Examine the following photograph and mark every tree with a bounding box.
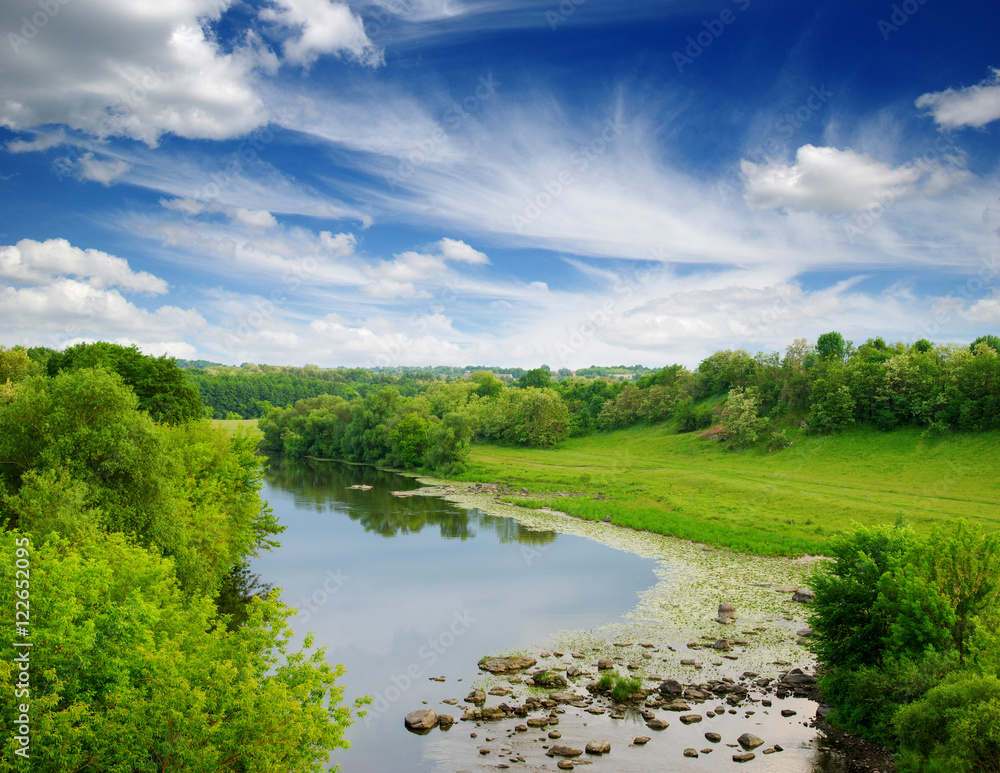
[718,387,769,448]
[389,412,430,468]
[971,334,1000,354]
[0,531,363,772]
[516,368,553,390]
[816,331,846,360]
[426,411,472,473]
[47,342,203,424]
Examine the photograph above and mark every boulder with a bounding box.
[466,689,486,704]
[437,714,454,730]
[597,659,614,670]
[715,602,738,624]
[658,679,684,695]
[646,718,670,730]
[684,748,699,758]
[679,714,702,725]
[404,709,438,733]
[586,740,611,754]
[546,745,584,757]
[733,752,756,762]
[737,732,764,750]
[792,589,815,603]
[631,736,651,746]
[705,732,722,742]
[479,656,537,674]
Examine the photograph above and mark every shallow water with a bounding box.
[254,458,851,772]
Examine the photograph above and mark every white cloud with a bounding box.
[916,69,1000,129]
[740,144,967,214]
[229,207,278,230]
[0,238,167,294]
[6,130,67,153]
[72,153,132,185]
[260,0,382,67]
[0,0,268,144]
[438,237,489,264]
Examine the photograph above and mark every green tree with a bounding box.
[426,411,472,473]
[0,531,363,772]
[389,412,430,468]
[971,334,1000,354]
[816,331,846,360]
[516,367,553,390]
[718,387,769,448]
[48,342,203,424]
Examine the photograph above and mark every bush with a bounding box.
[595,673,643,702]
[894,673,1000,773]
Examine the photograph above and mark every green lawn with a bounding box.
[458,425,1000,556]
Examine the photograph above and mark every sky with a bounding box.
[1,0,998,369]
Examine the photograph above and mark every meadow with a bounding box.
[456,424,1000,556]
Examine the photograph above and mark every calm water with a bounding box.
[253,458,659,772]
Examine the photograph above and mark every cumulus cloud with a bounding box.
[0,238,167,294]
[740,144,965,214]
[363,238,489,298]
[0,238,205,353]
[916,68,1000,129]
[260,0,382,67]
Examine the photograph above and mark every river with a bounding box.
[253,457,848,772]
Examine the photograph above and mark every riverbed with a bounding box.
[253,458,846,772]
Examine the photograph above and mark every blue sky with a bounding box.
[1,0,998,368]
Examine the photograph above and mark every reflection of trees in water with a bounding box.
[264,456,556,547]
[214,562,272,631]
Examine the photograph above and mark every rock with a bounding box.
[684,748,699,758]
[705,732,722,742]
[737,733,764,750]
[631,736,651,746]
[557,761,574,771]
[390,490,415,497]
[466,689,486,704]
[646,718,670,730]
[488,686,512,696]
[680,658,697,666]
[733,752,756,762]
[658,679,684,695]
[348,484,372,490]
[597,659,614,670]
[792,589,815,603]
[514,724,527,732]
[479,656,537,674]
[550,692,584,703]
[566,665,582,677]
[604,515,612,522]
[404,709,438,732]
[781,670,817,686]
[526,717,548,727]
[548,730,561,739]
[715,602,738,624]
[662,699,691,712]
[680,714,702,724]
[816,704,832,719]
[712,639,731,651]
[781,709,796,717]
[586,740,611,754]
[438,714,454,730]
[532,671,568,688]
[797,628,814,637]
[546,745,584,757]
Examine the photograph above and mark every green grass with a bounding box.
[458,424,1000,557]
[596,673,644,702]
[212,418,263,439]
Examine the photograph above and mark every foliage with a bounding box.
[47,342,203,424]
[894,673,1000,773]
[389,411,430,468]
[0,532,363,772]
[816,331,846,360]
[718,387,771,448]
[0,367,281,597]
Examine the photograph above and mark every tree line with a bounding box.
[0,343,362,771]
[252,332,999,472]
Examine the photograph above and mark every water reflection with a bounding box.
[264,456,556,545]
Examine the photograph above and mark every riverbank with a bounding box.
[454,424,1000,556]
[391,478,875,771]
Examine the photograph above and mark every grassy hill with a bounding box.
[458,424,1000,556]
